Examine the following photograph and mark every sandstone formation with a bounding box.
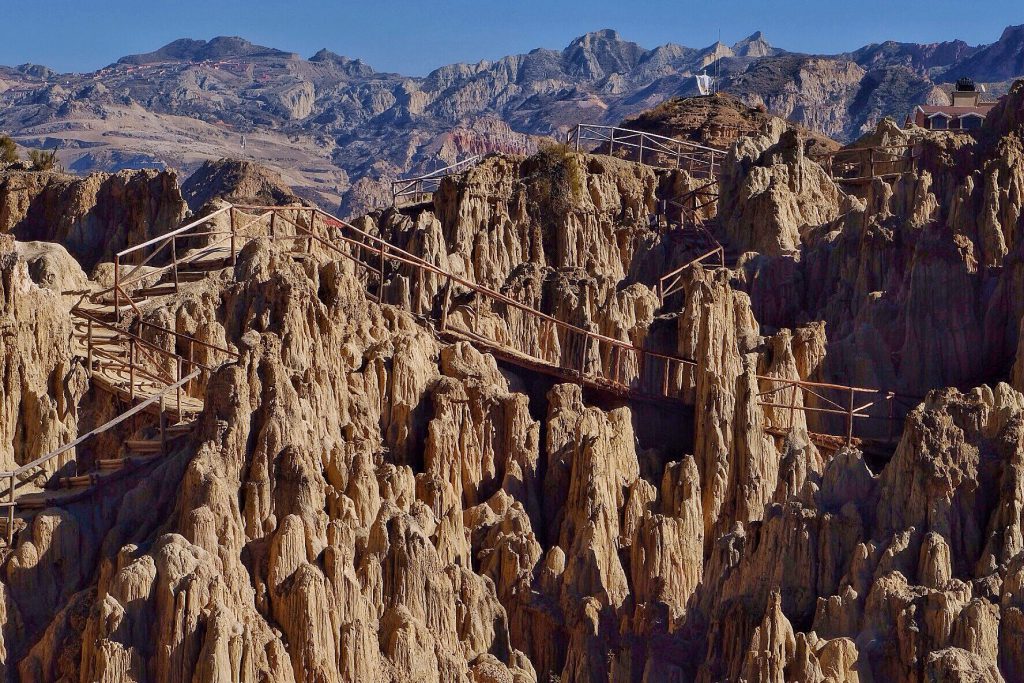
[0,82,1023,683]
[181,159,306,211]
[0,168,187,270]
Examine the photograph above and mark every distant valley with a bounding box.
[1,25,1022,215]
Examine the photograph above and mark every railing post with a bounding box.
[788,382,796,429]
[229,207,237,265]
[638,135,644,165]
[128,338,136,402]
[187,339,194,395]
[440,277,452,331]
[574,124,581,152]
[846,387,855,445]
[578,333,588,382]
[378,243,386,303]
[269,212,277,240]
[175,357,182,419]
[159,393,167,456]
[87,318,94,371]
[114,254,121,323]
[171,235,179,292]
[307,209,315,254]
[415,264,424,315]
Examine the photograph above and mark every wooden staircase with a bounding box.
[0,365,200,542]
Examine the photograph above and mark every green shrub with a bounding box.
[27,148,59,172]
[525,141,586,226]
[0,135,17,164]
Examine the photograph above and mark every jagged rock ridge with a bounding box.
[0,86,1023,681]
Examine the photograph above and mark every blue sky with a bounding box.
[1,0,1020,74]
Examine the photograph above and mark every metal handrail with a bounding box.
[567,123,727,176]
[116,205,232,258]
[1,367,202,542]
[95,206,282,322]
[0,369,201,480]
[84,198,917,448]
[234,203,916,446]
[811,142,922,183]
[392,156,483,206]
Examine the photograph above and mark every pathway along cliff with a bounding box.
[1,85,1024,682]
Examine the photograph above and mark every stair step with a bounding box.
[185,257,231,270]
[164,423,194,435]
[174,270,209,282]
[59,474,100,489]
[97,458,127,470]
[126,439,164,453]
[134,284,177,298]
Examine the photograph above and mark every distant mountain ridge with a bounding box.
[116,36,296,65]
[1,25,1022,215]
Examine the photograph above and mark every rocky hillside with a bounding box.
[1,83,1024,681]
[1,26,1023,216]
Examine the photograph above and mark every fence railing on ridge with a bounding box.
[391,156,483,207]
[811,142,921,184]
[567,124,727,178]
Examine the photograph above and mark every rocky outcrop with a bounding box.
[0,235,84,473]
[0,169,187,270]
[719,120,841,256]
[181,159,305,211]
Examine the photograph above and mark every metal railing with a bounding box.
[657,247,726,302]
[567,124,727,178]
[230,204,916,447]
[0,369,200,542]
[94,205,309,321]
[233,204,698,399]
[812,143,921,183]
[653,181,728,303]
[63,196,918,524]
[75,306,238,402]
[391,156,482,207]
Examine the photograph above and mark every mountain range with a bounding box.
[1,24,1023,215]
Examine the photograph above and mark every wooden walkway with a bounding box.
[1,160,914,541]
[811,142,921,184]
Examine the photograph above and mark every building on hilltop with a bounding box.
[906,77,995,131]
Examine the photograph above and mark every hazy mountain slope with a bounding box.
[0,25,1021,215]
